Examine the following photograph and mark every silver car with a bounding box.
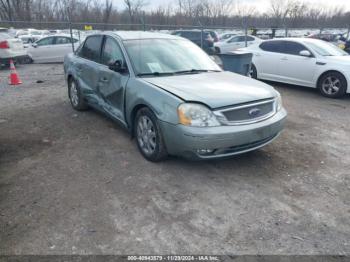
[64,31,287,162]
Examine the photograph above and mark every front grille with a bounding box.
[213,133,279,156]
[217,99,276,125]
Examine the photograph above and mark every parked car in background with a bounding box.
[27,34,80,63]
[64,31,286,161]
[219,32,237,41]
[244,38,350,98]
[206,30,219,42]
[0,32,27,67]
[307,33,343,43]
[215,35,262,54]
[171,30,215,54]
[19,35,42,48]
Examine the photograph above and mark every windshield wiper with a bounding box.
[137,72,174,77]
[173,69,221,75]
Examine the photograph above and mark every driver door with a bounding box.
[97,36,129,124]
[30,36,55,63]
[278,41,316,86]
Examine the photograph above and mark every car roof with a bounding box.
[265,37,324,44]
[104,31,182,41]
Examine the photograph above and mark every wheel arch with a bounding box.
[316,70,348,91]
[129,103,153,137]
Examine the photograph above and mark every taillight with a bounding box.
[0,41,9,49]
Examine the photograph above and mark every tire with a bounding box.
[134,107,168,162]
[249,64,258,79]
[318,72,347,98]
[68,77,88,111]
[215,47,221,54]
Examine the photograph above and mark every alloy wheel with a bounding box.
[136,115,157,156]
[322,76,341,95]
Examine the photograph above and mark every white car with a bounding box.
[19,35,43,48]
[0,32,27,67]
[245,38,350,98]
[27,35,80,63]
[218,32,236,41]
[215,35,262,54]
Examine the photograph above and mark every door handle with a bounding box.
[281,57,288,61]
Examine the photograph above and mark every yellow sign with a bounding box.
[339,43,345,50]
[84,25,93,31]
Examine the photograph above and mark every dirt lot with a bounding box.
[0,64,350,255]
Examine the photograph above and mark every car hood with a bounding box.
[324,55,350,65]
[144,71,277,109]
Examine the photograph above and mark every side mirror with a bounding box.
[32,43,38,48]
[108,60,126,73]
[299,50,312,57]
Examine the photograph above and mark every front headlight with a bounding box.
[276,94,283,111]
[178,103,221,127]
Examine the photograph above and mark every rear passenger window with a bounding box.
[79,35,103,62]
[247,36,255,41]
[55,37,71,45]
[259,41,284,53]
[284,41,309,56]
[37,37,54,46]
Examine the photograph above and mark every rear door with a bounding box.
[29,36,55,62]
[278,41,316,86]
[76,35,104,106]
[254,41,284,81]
[97,36,129,123]
[53,36,75,62]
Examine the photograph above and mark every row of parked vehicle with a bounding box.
[171,29,350,98]
[0,30,83,67]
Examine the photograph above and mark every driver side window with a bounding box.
[37,37,54,46]
[101,37,124,66]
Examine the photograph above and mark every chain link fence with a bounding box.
[0,20,349,55]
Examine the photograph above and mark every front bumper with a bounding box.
[160,108,287,160]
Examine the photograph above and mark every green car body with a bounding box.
[64,31,287,161]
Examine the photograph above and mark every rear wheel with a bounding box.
[318,72,347,98]
[249,64,257,79]
[68,78,88,111]
[134,107,168,162]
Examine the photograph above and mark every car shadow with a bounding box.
[263,80,350,101]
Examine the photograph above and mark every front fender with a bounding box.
[125,78,184,128]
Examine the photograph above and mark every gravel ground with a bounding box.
[0,64,349,255]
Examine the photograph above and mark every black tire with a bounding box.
[215,47,221,54]
[68,77,88,111]
[134,107,168,162]
[318,71,347,98]
[250,64,258,79]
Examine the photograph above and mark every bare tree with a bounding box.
[124,0,147,23]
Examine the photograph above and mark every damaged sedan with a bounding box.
[64,31,287,162]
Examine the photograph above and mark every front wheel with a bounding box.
[318,72,347,98]
[134,108,168,162]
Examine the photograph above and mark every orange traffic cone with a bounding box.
[8,59,22,85]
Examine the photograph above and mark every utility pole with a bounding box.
[67,7,75,53]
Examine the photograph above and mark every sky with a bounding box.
[115,0,350,12]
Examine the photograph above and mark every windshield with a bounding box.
[306,41,348,56]
[123,39,221,76]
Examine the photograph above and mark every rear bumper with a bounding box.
[160,108,287,160]
[0,55,29,64]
